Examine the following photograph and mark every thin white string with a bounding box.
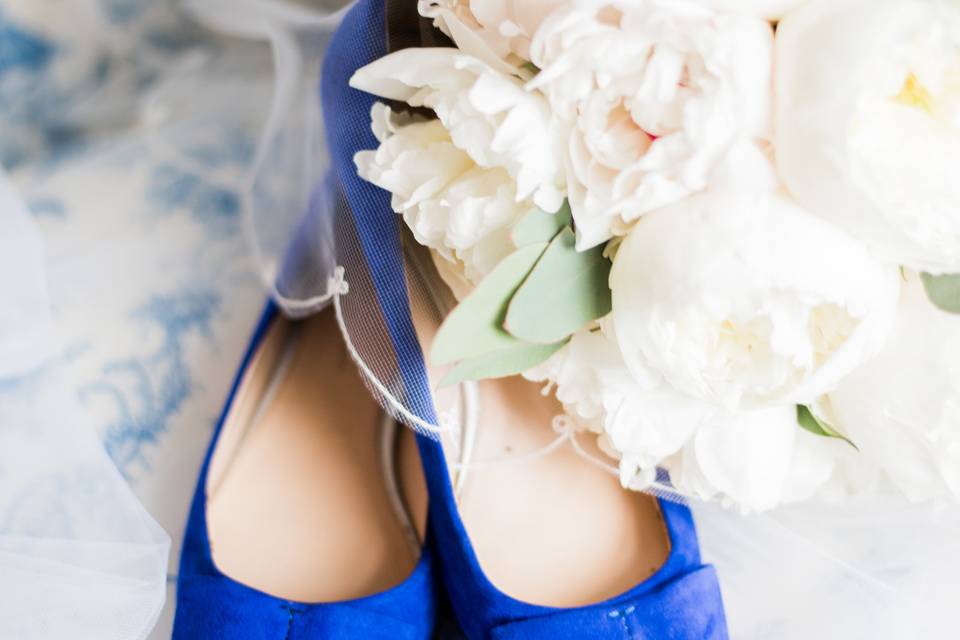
[568,431,621,476]
[327,267,452,436]
[182,0,351,318]
[449,415,586,473]
[450,431,573,472]
[453,380,479,495]
[452,408,688,501]
[379,414,424,557]
[138,48,262,197]
[273,286,337,314]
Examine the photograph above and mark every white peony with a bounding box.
[776,0,960,275]
[610,190,900,411]
[525,325,837,511]
[418,0,563,66]
[665,405,801,511]
[527,0,774,248]
[354,104,528,289]
[524,326,708,472]
[350,47,566,212]
[690,0,810,20]
[819,274,960,502]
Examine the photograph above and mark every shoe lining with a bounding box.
[206,309,427,602]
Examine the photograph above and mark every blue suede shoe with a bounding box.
[172,303,437,639]
[322,1,729,638]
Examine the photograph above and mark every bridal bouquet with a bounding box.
[349,0,960,511]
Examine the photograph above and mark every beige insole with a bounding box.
[206,310,427,602]
[409,247,671,608]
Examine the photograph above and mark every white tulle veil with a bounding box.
[180,0,459,439]
[0,173,169,639]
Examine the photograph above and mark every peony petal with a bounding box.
[776,0,960,274]
[610,190,900,410]
[528,0,774,246]
[826,275,960,501]
[690,0,810,20]
[688,406,797,511]
[351,48,566,212]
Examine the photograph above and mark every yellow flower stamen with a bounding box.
[894,73,935,113]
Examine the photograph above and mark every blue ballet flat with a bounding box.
[322,1,729,638]
[172,303,439,640]
[418,487,727,639]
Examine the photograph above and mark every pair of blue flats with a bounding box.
[172,1,728,637]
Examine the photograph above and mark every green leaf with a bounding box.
[797,405,831,437]
[921,272,960,314]
[505,227,612,344]
[441,340,567,386]
[796,405,858,450]
[511,201,572,247]
[431,242,548,366]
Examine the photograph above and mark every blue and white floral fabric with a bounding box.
[0,1,203,166]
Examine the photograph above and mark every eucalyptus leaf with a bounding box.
[796,405,858,449]
[921,272,960,314]
[441,340,567,386]
[505,227,612,344]
[511,201,572,248]
[430,242,548,366]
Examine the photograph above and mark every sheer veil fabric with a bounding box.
[183,0,459,438]
[0,174,169,639]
